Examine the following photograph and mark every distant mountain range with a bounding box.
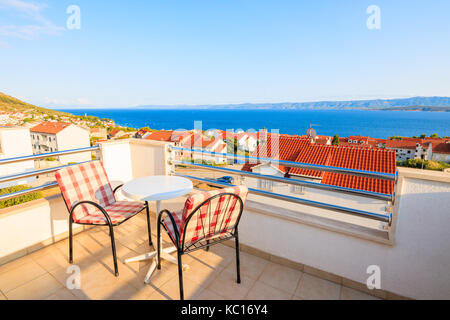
[135,96,450,111]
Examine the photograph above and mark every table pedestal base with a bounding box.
[123,200,189,284]
[124,246,189,283]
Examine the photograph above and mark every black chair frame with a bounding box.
[63,184,153,277]
[157,192,244,300]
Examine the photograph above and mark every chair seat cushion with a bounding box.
[74,201,145,225]
[163,210,183,244]
[163,210,233,247]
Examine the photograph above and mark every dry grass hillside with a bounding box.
[0,92,69,117]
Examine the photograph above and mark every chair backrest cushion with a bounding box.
[55,161,116,220]
[181,185,248,247]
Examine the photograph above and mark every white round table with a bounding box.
[122,175,193,283]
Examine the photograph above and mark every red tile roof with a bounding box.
[433,142,450,154]
[108,129,121,137]
[241,135,311,173]
[242,135,396,195]
[31,122,71,134]
[145,131,174,141]
[385,139,418,150]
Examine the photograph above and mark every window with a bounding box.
[291,185,305,195]
[258,179,273,191]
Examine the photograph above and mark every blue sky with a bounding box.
[1,0,450,108]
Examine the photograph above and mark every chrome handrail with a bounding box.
[173,147,397,181]
[175,160,393,201]
[0,146,100,203]
[0,146,99,165]
[0,161,92,184]
[176,174,392,224]
[0,182,58,202]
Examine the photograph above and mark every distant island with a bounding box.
[134,96,450,111]
[380,106,450,112]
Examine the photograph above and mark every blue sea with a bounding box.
[61,109,450,139]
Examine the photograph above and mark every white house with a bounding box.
[236,132,258,153]
[0,127,36,188]
[193,137,227,164]
[30,122,90,164]
[431,141,450,163]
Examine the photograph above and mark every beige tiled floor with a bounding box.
[0,210,381,300]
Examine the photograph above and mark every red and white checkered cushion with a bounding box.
[55,161,144,225]
[76,201,145,225]
[163,186,248,247]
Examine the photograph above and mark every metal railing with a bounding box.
[172,147,397,181]
[0,146,99,201]
[172,147,395,224]
[0,144,394,225]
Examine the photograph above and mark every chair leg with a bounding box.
[205,240,210,252]
[235,231,241,284]
[69,218,73,264]
[157,220,161,270]
[177,251,184,300]
[109,225,119,277]
[145,202,153,247]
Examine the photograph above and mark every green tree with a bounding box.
[430,133,440,138]
[420,134,427,139]
[0,185,43,209]
[332,134,339,146]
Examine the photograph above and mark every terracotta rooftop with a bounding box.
[385,139,418,150]
[433,142,450,154]
[242,135,396,195]
[145,131,174,142]
[30,122,71,134]
[108,129,122,137]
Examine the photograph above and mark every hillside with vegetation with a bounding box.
[0,92,69,117]
[0,92,116,128]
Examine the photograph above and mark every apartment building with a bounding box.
[431,141,450,163]
[30,122,90,164]
[385,139,436,162]
[0,127,36,188]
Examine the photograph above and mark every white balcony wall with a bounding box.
[0,195,87,265]
[98,139,172,183]
[238,168,450,300]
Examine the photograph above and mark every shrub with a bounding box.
[397,159,450,171]
[0,185,43,209]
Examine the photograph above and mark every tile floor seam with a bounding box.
[256,262,303,296]
[6,272,60,300]
[293,271,305,296]
[254,260,268,283]
[0,257,30,276]
[48,267,68,288]
[339,285,344,300]
[242,278,259,300]
[0,265,48,294]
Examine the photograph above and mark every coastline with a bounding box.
[59,108,450,139]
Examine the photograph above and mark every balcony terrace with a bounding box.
[0,202,380,300]
[0,138,449,300]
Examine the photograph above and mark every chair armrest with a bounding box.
[70,200,113,226]
[113,184,124,195]
[158,209,181,245]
